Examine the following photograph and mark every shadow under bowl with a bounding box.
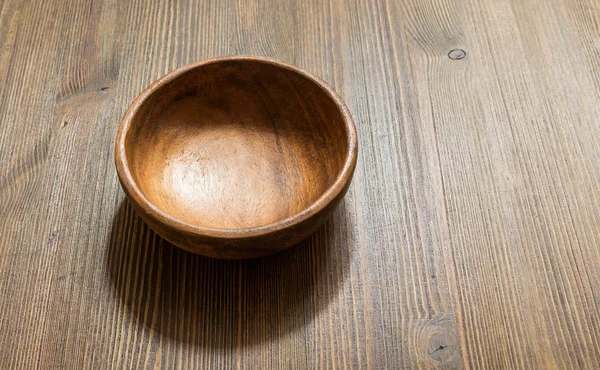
[115,56,357,259]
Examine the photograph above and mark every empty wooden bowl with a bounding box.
[115,56,358,259]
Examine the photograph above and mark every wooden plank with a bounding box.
[0,0,599,368]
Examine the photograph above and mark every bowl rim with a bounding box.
[115,55,358,239]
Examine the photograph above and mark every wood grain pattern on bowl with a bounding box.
[115,56,358,259]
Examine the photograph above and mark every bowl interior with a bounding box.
[124,59,350,230]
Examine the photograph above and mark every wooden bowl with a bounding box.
[115,56,358,259]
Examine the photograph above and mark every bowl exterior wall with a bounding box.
[118,168,353,259]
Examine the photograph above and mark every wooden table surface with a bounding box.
[1,0,600,368]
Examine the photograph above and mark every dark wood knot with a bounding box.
[416,314,462,368]
[448,49,466,60]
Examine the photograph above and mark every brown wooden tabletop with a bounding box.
[1,0,600,368]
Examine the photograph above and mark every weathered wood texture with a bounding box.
[1,0,599,368]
